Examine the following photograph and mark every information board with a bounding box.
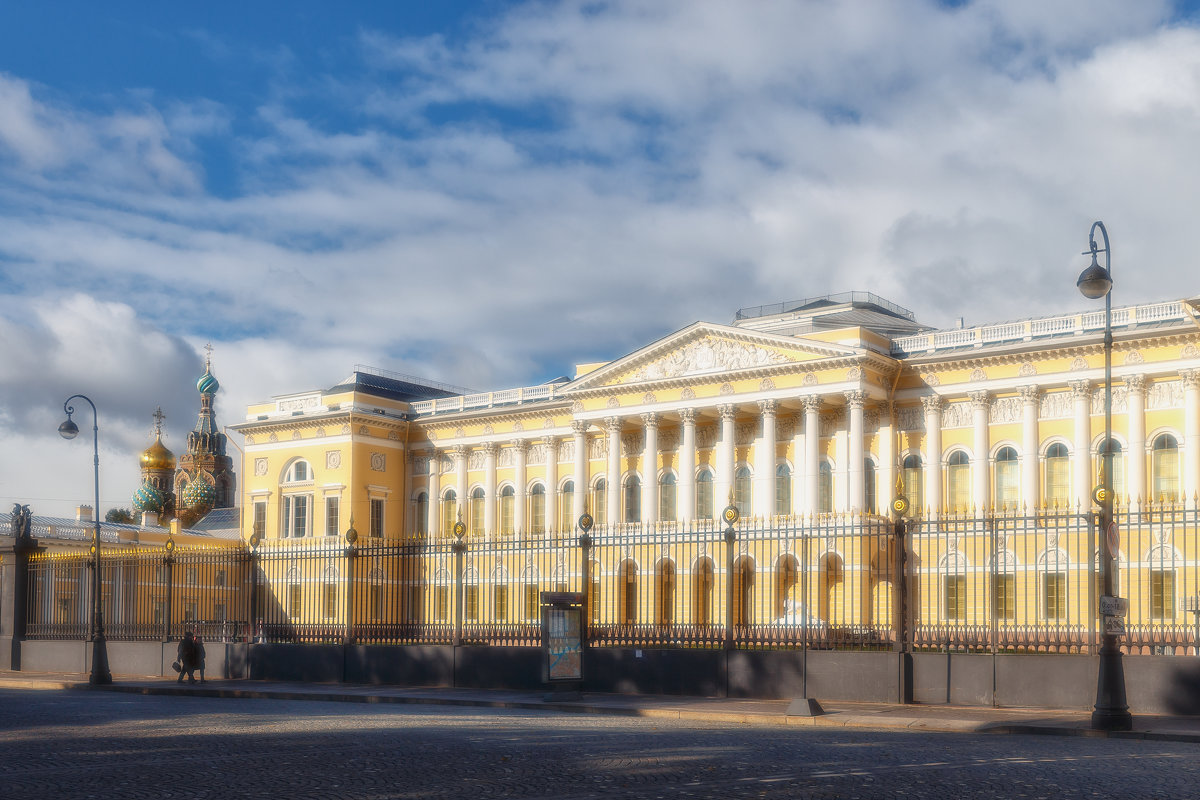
[545,606,583,682]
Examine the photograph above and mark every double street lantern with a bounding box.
[59,395,113,685]
[1076,221,1130,731]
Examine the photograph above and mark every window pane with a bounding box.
[559,482,574,532]
[775,465,791,516]
[1045,450,1069,508]
[734,468,751,515]
[818,463,833,514]
[370,498,383,538]
[695,471,713,520]
[659,474,677,521]
[624,477,640,523]
[530,486,545,534]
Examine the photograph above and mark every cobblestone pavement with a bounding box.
[0,688,1195,800]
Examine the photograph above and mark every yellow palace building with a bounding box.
[229,292,1200,648]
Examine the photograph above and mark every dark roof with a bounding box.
[328,365,470,403]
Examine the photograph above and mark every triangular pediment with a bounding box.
[566,323,861,392]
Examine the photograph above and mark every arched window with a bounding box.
[499,486,515,536]
[947,451,970,512]
[624,475,641,523]
[733,559,754,626]
[818,462,833,514]
[695,469,714,520]
[283,460,311,483]
[470,487,485,536]
[559,480,574,532]
[655,560,675,626]
[693,558,714,626]
[734,466,752,515]
[863,458,876,514]
[659,473,677,522]
[530,483,546,534]
[1044,443,1070,508]
[415,492,429,535]
[994,447,1019,510]
[1153,434,1180,502]
[441,489,457,539]
[775,464,792,516]
[593,478,607,527]
[618,560,637,625]
[1098,438,1125,502]
[774,554,798,618]
[902,455,922,512]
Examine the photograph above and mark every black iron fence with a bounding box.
[23,505,1200,654]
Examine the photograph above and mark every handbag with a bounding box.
[171,661,182,673]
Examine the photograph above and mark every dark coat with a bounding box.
[177,635,200,669]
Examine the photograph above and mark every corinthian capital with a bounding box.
[758,398,777,416]
[920,394,944,415]
[571,420,590,436]
[1017,384,1040,404]
[1068,379,1092,400]
[843,390,865,410]
[604,416,622,434]
[1181,370,1200,391]
[967,390,989,410]
[803,395,823,414]
[641,412,659,428]
[717,404,736,421]
[679,408,696,425]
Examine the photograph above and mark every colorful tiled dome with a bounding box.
[197,369,219,395]
[180,477,217,510]
[132,481,164,513]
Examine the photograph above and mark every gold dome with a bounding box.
[140,435,176,471]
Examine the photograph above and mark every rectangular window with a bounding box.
[370,498,384,538]
[323,584,338,619]
[590,577,601,623]
[943,576,966,620]
[695,477,712,520]
[285,494,311,538]
[992,575,1015,621]
[253,501,266,540]
[1042,573,1067,621]
[559,488,574,532]
[995,461,1019,509]
[369,585,381,621]
[288,585,302,619]
[435,587,449,621]
[594,485,607,527]
[1151,570,1176,620]
[947,465,970,512]
[184,601,198,621]
[1045,458,1070,508]
[494,586,508,621]
[325,497,340,537]
[214,603,227,622]
[465,586,479,621]
[525,585,540,621]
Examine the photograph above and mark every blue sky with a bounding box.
[4,0,1200,515]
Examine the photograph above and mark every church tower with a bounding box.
[132,407,176,525]
[175,346,237,528]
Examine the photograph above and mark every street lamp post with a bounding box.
[59,394,113,685]
[1076,221,1131,731]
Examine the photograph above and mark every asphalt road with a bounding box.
[0,688,1194,799]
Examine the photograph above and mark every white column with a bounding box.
[545,436,558,534]
[878,402,895,515]
[483,442,498,536]
[922,396,943,516]
[1184,370,1200,508]
[790,413,804,516]
[679,409,697,524]
[845,391,865,512]
[641,413,658,524]
[717,404,737,511]
[969,391,990,513]
[512,439,528,534]
[404,451,416,534]
[605,417,621,526]
[572,420,589,524]
[1126,375,1146,507]
[803,396,822,516]
[1019,385,1040,512]
[756,400,777,518]
[1070,380,1092,512]
[452,445,468,529]
[428,449,441,536]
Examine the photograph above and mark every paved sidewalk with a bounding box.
[3,670,1200,742]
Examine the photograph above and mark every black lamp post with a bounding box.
[1076,221,1130,730]
[59,394,113,685]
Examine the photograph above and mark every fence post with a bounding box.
[248,543,260,643]
[723,503,739,653]
[344,524,358,646]
[3,507,39,670]
[452,518,466,648]
[162,548,175,642]
[893,514,913,704]
[578,512,594,649]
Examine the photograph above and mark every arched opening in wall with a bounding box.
[819,553,843,624]
[434,569,451,623]
[1043,443,1070,509]
[470,487,485,537]
[623,475,641,523]
[499,486,515,537]
[1098,438,1126,503]
[774,554,798,618]
[655,560,675,626]
[734,467,752,515]
[695,469,714,520]
[733,558,754,627]
[947,451,970,513]
[902,455,922,513]
[1153,434,1180,503]
[529,483,546,535]
[775,464,792,517]
[593,478,607,527]
[617,559,637,625]
[405,566,426,625]
[818,462,833,514]
[869,542,894,629]
[994,447,1019,511]
[659,473,677,522]
[559,480,574,532]
[441,489,457,539]
[693,558,715,627]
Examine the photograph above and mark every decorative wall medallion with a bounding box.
[428,431,438,441]
[824,537,835,553]
[1046,532,1058,550]
[739,540,749,555]
[680,387,696,400]
[358,425,369,435]
[388,431,399,440]
[245,435,255,445]
[369,452,386,472]
[606,396,620,408]
[630,336,791,381]
[326,450,342,470]
[803,373,818,386]
[315,427,326,437]
[483,424,495,435]
[268,433,278,443]
[1124,350,1144,365]
[455,427,465,437]
[1070,356,1089,371]
[543,418,555,429]
[1018,362,1036,377]
[921,373,940,387]
[759,377,776,391]
[846,366,862,381]
[719,382,735,396]
[970,368,987,381]
[1184,344,1199,359]
[254,458,268,477]
[1154,528,1169,546]
[292,430,302,440]
[341,424,351,435]
[642,392,657,404]
[571,400,584,413]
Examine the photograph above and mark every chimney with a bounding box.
[141,511,161,528]
[76,505,93,522]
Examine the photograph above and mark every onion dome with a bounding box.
[180,476,217,511]
[139,435,176,472]
[132,481,164,513]
[197,368,219,395]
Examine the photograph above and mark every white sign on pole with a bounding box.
[1107,520,1120,555]
[1099,595,1128,617]
[1104,616,1126,636]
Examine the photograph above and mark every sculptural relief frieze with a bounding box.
[628,337,791,382]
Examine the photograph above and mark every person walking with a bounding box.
[195,634,207,684]
[176,631,199,684]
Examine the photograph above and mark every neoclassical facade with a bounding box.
[232,292,1200,543]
